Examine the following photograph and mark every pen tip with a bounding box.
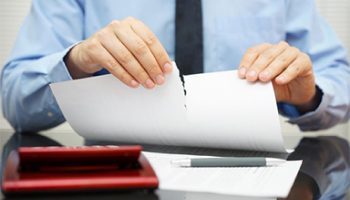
[266,158,286,166]
[170,160,181,165]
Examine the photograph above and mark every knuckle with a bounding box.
[119,50,132,64]
[278,41,289,47]
[289,62,298,68]
[124,16,139,25]
[134,41,148,55]
[293,65,300,74]
[105,60,118,70]
[278,55,288,63]
[96,29,108,39]
[144,34,158,46]
[302,54,313,68]
[240,61,250,67]
[126,16,136,22]
[246,47,258,54]
[119,71,130,82]
[136,71,148,81]
[155,51,167,61]
[290,63,300,72]
[260,51,273,60]
[87,38,99,51]
[268,63,279,71]
[262,43,271,48]
[148,64,160,75]
[82,54,93,65]
[291,47,300,54]
[301,53,310,60]
[278,41,287,45]
[110,20,122,29]
[239,59,251,68]
[283,70,292,79]
[253,62,264,69]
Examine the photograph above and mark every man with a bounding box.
[1,1,350,198]
[3,0,350,131]
[2,0,349,133]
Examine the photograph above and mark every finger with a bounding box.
[247,41,289,82]
[98,27,156,89]
[275,53,311,85]
[238,43,272,79]
[128,17,173,74]
[258,46,299,82]
[94,44,140,88]
[110,19,165,86]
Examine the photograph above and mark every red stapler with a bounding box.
[1,145,158,194]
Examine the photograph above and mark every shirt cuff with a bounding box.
[278,82,331,131]
[277,102,301,118]
[48,41,83,83]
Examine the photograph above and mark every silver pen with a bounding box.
[171,157,286,167]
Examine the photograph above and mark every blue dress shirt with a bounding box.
[2,0,350,131]
[1,1,350,198]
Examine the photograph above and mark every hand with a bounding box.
[238,42,316,105]
[64,17,173,89]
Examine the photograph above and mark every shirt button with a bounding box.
[47,111,53,117]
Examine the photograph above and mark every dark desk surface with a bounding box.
[1,130,349,200]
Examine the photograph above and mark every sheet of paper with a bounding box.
[143,152,302,198]
[156,190,276,200]
[184,192,277,200]
[50,62,286,152]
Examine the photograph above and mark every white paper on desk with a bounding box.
[156,190,276,200]
[143,152,302,198]
[50,62,286,152]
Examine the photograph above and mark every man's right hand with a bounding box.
[64,17,173,89]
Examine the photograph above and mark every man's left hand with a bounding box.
[238,41,316,105]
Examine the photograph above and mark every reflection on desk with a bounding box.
[1,131,349,200]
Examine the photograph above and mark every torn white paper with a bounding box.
[143,152,302,198]
[50,62,286,152]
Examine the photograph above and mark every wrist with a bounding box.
[64,44,93,79]
[294,85,323,115]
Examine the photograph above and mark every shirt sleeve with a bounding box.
[280,0,350,131]
[0,0,84,132]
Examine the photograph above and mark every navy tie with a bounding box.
[175,0,203,75]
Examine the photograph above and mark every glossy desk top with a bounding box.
[1,130,349,200]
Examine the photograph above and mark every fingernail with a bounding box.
[163,63,173,73]
[248,70,256,78]
[145,79,155,89]
[155,74,165,85]
[239,68,246,76]
[277,76,285,83]
[130,80,139,88]
[261,70,270,78]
